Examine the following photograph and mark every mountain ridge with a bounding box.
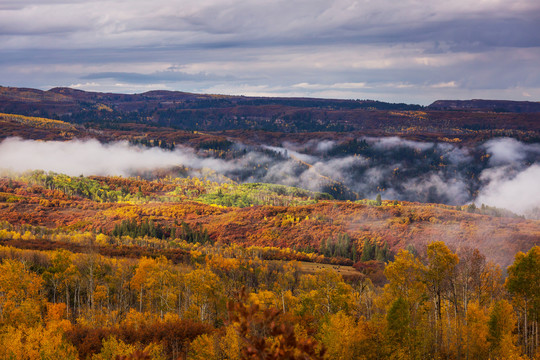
[428,99,540,113]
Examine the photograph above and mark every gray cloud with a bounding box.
[82,70,236,84]
[1,1,537,48]
[0,0,539,103]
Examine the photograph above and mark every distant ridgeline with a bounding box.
[2,85,540,141]
[428,99,540,113]
[0,85,422,132]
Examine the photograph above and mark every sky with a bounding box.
[1,0,539,105]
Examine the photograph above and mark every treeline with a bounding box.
[129,138,175,151]
[9,171,216,204]
[199,182,331,208]
[319,235,392,263]
[460,202,523,218]
[319,233,357,260]
[111,219,211,244]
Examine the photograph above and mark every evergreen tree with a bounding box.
[361,239,374,262]
[351,245,358,262]
[319,238,327,256]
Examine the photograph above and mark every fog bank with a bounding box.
[1,136,539,217]
[0,137,228,176]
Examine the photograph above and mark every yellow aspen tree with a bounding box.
[320,311,363,360]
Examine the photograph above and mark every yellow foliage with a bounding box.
[464,301,490,359]
[249,290,278,309]
[21,230,35,241]
[0,323,78,360]
[144,342,167,360]
[0,112,76,131]
[320,311,364,360]
[188,333,218,360]
[219,324,241,360]
[92,336,136,360]
[0,259,44,327]
[95,233,109,246]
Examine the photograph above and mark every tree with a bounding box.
[188,334,217,360]
[298,270,355,317]
[505,246,540,358]
[463,301,490,360]
[131,257,178,317]
[0,302,77,360]
[184,268,223,322]
[92,336,136,360]
[383,250,426,358]
[488,300,522,359]
[43,249,73,304]
[361,239,374,262]
[386,297,412,358]
[0,258,44,327]
[424,242,459,355]
[384,250,426,306]
[320,311,363,360]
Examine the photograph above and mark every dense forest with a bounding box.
[0,220,538,359]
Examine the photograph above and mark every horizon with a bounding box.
[4,84,540,107]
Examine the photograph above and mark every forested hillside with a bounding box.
[1,86,540,141]
[0,87,539,359]
[0,171,538,359]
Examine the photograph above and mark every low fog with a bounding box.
[0,137,230,177]
[476,164,540,217]
[1,136,539,217]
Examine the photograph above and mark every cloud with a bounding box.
[0,0,539,103]
[369,136,434,151]
[401,172,470,204]
[484,137,540,166]
[315,140,336,153]
[82,70,235,84]
[476,164,540,216]
[4,0,537,49]
[262,145,316,164]
[0,137,230,176]
[431,81,458,88]
[0,136,539,217]
[293,82,369,90]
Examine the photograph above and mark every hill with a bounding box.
[1,86,540,142]
[0,172,537,269]
[0,85,539,358]
[428,99,540,113]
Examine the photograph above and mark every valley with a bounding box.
[0,86,538,359]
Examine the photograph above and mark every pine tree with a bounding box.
[361,239,373,261]
[320,238,327,256]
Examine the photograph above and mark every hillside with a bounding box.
[428,99,540,113]
[0,89,539,359]
[0,173,537,268]
[1,86,540,141]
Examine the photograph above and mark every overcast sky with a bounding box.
[1,0,539,105]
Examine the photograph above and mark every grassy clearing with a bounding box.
[298,261,359,277]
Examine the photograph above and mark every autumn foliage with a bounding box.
[0,172,538,359]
